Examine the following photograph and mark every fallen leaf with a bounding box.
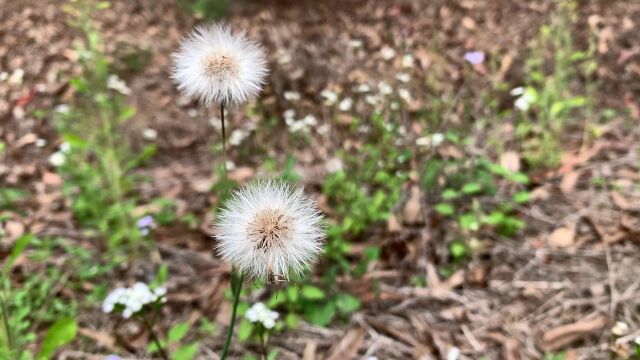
[541,315,608,351]
[500,151,520,173]
[402,185,423,225]
[228,167,254,183]
[610,191,632,210]
[303,341,317,360]
[42,172,62,186]
[326,327,365,360]
[548,226,575,248]
[15,133,37,148]
[560,171,580,194]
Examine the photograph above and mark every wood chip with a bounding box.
[548,226,575,248]
[325,326,365,360]
[541,315,608,351]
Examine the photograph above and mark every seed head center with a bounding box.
[247,208,293,251]
[203,54,236,79]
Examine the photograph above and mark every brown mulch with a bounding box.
[2,0,640,359]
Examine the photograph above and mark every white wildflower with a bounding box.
[321,89,338,106]
[245,302,279,329]
[509,87,525,96]
[317,123,330,135]
[215,180,325,280]
[229,128,250,146]
[102,283,166,319]
[107,75,131,95]
[171,23,268,107]
[396,73,411,83]
[226,160,236,171]
[390,101,400,110]
[354,83,371,93]
[35,138,47,148]
[402,54,414,68]
[349,39,363,49]
[209,116,222,130]
[378,81,393,96]
[283,109,296,125]
[612,321,629,336]
[380,46,396,60]
[0,72,8,81]
[365,95,380,105]
[416,133,444,147]
[338,97,353,112]
[302,114,317,126]
[55,104,70,115]
[48,152,65,167]
[398,88,411,102]
[288,120,308,133]
[447,347,460,360]
[635,336,640,345]
[284,91,301,101]
[8,69,24,86]
[187,108,198,118]
[142,128,158,141]
[59,142,71,154]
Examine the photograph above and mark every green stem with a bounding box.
[220,272,244,360]
[0,293,13,355]
[142,315,169,360]
[220,102,228,181]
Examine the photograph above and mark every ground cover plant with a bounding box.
[1,0,640,359]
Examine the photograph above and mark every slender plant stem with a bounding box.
[220,102,228,180]
[258,329,268,360]
[0,293,13,355]
[142,315,169,360]
[220,272,245,360]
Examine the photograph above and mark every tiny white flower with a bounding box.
[416,133,445,147]
[107,75,131,95]
[431,133,445,146]
[8,69,24,86]
[171,23,268,107]
[378,82,393,96]
[635,336,640,345]
[302,114,317,126]
[398,88,411,102]
[320,89,338,106]
[288,120,308,133]
[275,49,292,65]
[215,180,325,280]
[283,109,296,121]
[59,142,71,154]
[245,302,279,329]
[349,39,363,49]
[142,128,158,141]
[509,87,525,96]
[0,72,8,81]
[365,95,380,105]
[229,129,250,146]
[354,83,371,93]
[402,54,414,68]
[35,138,47,148]
[187,108,198,118]
[514,97,530,111]
[380,46,396,60]
[447,347,460,360]
[338,97,353,112]
[326,158,343,173]
[48,152,65,167]
[396,73,411,83]
[284,91,301,101]
[55,104,70,115]
[226,160,236,171]
[612,321,629,336]
[390,101,400,110]
[317,123,330,135]
[209,117,222,130]
[102,283,166,319]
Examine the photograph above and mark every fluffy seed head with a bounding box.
[171,23,268,107]
[215,180,325,280]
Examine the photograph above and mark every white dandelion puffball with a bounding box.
[171,23,268,107]
[215,180,324,280]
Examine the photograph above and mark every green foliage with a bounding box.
[38,318,77,360]
[180,0,229,20]
[148,321,199,359]
[514,0,597,168]
[323,112,409,274]
[0,188,26,210]
[57,0,155,251]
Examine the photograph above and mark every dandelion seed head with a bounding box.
[215,180,324,280]
[171,23,268,107]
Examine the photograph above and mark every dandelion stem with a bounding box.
[220,271,244,360]
[142,315,169,360]
[220,102,228,180]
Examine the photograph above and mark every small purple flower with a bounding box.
[463,51,485,65]
[137,215,155,236]
[105,355,123,360]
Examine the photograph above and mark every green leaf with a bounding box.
[435,203,455,216]
[285,313,298,329]
[118,106,136,122]
[335,293,361,314]
[461,182,482,195]
[237,319,253,342]
[442,189,459,200]
[38,317,77,360]
[512,191,531,204]
[449,240,469,260]
[286,286,299,303]
[172,342,199,360]
[301,286,325,300]
[305,301,335,326]
[4,234,33,273]
[267,349,279,360]
[167,322,190,343]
